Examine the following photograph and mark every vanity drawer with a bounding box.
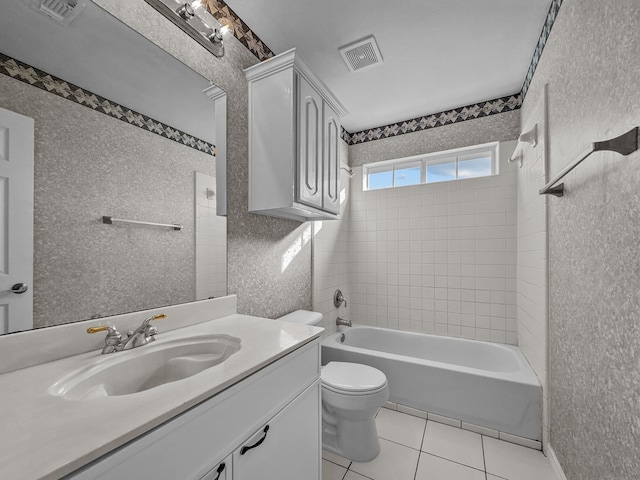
[66,339,320,480]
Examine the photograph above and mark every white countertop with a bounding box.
[0,314,322,480]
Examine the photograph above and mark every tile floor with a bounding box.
[322,408,558,480]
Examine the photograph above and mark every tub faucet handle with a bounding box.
[334,289,347,308]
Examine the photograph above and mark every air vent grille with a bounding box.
[339,36,383,72]
[32,0,85,25]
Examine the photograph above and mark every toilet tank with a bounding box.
[278,310,323,326]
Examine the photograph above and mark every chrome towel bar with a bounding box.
[539,127,639,197]
[102,216,183,231]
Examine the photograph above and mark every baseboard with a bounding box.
[547,444,568,480]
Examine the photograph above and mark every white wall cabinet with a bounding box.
[245,48,348,222]
[65,339,321,480]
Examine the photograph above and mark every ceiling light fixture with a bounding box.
[144,0,228,58]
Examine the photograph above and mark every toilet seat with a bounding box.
[321,362,387,396]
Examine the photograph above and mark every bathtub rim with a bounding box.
[323,325,540,387]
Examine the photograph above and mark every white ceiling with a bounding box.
[224,0,552,132]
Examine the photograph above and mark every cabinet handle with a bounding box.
[212,462,225,480]
[239,425,270,455]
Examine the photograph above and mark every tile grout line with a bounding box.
[482,435,488,480]
[413,418,428,480]
[419,451,488,475]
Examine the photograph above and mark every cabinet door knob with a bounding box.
[239,425,270,455]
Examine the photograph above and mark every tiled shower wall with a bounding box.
[516,93,549,448]
[349,142,518,343]
[311,142,351,336]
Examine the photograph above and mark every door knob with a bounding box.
[10,283,28,294]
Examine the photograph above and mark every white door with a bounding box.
[0,107,34,334]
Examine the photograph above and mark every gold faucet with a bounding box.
[87,314,166,354]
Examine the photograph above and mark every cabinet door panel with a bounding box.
[65,341,320,480]
[234,380,321,480]
[297,76,323,209]
[323,103,341,214]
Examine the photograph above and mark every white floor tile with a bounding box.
[350,438,420,480]
[483,436,556,480]
[415,453,485,480]
[344,471,372,480]
[322,459,347,480]
[375,407,426,449]
[323,449,351,468]
[486,475,505,480]
[421,421,484,470]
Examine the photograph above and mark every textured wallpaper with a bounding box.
[97,0,311,319]
[522,0,640,478]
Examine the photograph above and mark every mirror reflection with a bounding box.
[0,0,226,334]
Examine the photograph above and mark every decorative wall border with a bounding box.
[205,0,563,146]
[342,94,522,145]
[522,0,564,97]
[0,53,216,156]
[203,0,274,61]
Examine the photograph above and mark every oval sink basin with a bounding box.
[49,334,241,400]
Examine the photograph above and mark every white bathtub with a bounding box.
[321,326,541,440]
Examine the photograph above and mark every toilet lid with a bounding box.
[321,362,387,393]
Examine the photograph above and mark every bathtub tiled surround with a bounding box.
[322,408,557,480]
[349,141,518,344]
[516,87,549,447]
[312,152,352,336]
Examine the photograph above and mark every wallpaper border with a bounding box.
[342,94,522,145]
[206,0,563,145]
[522,0,564,97]
[0,52,216,157]
[204,0,275,61]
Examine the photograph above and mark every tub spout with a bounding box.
[336,317,352,327]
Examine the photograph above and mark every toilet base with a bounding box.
[322,416,381,462]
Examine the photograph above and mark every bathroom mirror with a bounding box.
[0,0,226,334]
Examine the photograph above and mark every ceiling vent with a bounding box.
[31,0,86,26]
[339,36,383,72]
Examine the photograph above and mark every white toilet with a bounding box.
[278,310,389,462]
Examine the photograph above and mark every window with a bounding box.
[364,142,499,191]
[367,160,422,190]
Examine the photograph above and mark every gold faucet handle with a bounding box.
[151,314,166,321]
[87,325,109,334]
[87,323,119,334]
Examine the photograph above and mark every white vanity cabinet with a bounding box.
[245,48,347,222]
[65,339,321,480]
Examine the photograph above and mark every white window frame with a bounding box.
[363,141,500,191]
